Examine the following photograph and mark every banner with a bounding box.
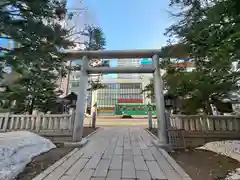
[118,99,143,103]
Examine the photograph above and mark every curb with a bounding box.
[32,148,79,180]
[84,127,101,139]
[64,138,88,148]
[145,128,172,152]
[33,128,102,179]
[159,148,192,180]
[145,129,192,180]
[145,128,158,140]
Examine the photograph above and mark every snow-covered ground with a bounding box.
[197,141,240,180]
[0,131,56,180]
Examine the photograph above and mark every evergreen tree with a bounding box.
[0,0,72,113]
[143,0,240,114]
[71,25,107,91]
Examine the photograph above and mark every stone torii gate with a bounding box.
[64,49,168,147]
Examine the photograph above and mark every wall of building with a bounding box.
[96,82,144,115]
[61,58,153,114]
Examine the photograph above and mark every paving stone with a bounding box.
[33,149,79,180]
[44,150,83,180]
[122,160,136,179]
[110,137,118,143]
[132,146,142,155]
[136,170,151,180]
[35,127,191,180]
[149,147,182,179]
[143,139,153,147]
[75,169,94,180]
[81,145,97,159]
[141,149,155,161]
[102,145,115,160]
[117,138,123,147]
[109,155,122,170]
[65,158,88,177]
[123,149,133,161]
[146,161,167,180]
[102,153,113,160]
[93,159,111,177]
[114,146,123,155]
[123,143,131,150]
[131,141,138,146]
[133,155,148,170]
[106,170,121,180]
[59,175,76,180]
[158,148,192,180]
[138,142,148,150]
[85,152,103,169]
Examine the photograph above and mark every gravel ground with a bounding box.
[149,128,240,180]
[171,149,240,180]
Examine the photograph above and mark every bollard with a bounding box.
[92,111,96,128]
[147,103,153,130]
[148,110,152,130]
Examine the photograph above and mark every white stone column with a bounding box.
[73,56,89,142]
[152,54,168,146]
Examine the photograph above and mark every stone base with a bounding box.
[63,138,88,148]
[152,139,172,152]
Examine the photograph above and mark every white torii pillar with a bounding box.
[152,54,168,147]
[72,56,89,142]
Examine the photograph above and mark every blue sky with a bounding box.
[68,0,174,50]
[0,38,9,48]
[1,1,173,51]
[1,0,174,76]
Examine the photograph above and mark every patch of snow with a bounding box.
[0,131,56,180]
[225,170,240,180]
[196,140,240,180]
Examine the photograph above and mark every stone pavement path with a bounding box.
[84,118,158,127]
[33,127,191,180]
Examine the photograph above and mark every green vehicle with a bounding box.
[114,104,156,115]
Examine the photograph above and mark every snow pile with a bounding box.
[197,140,240,161]
[0,131,56,180]
[225,168,240,180]
[197,141,240,180]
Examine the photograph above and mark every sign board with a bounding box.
[117,74,140,79]
[118,99,143,103]
[141,58,152,65]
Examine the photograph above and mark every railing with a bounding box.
[0,114,74,133]
[169,115,240,132]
